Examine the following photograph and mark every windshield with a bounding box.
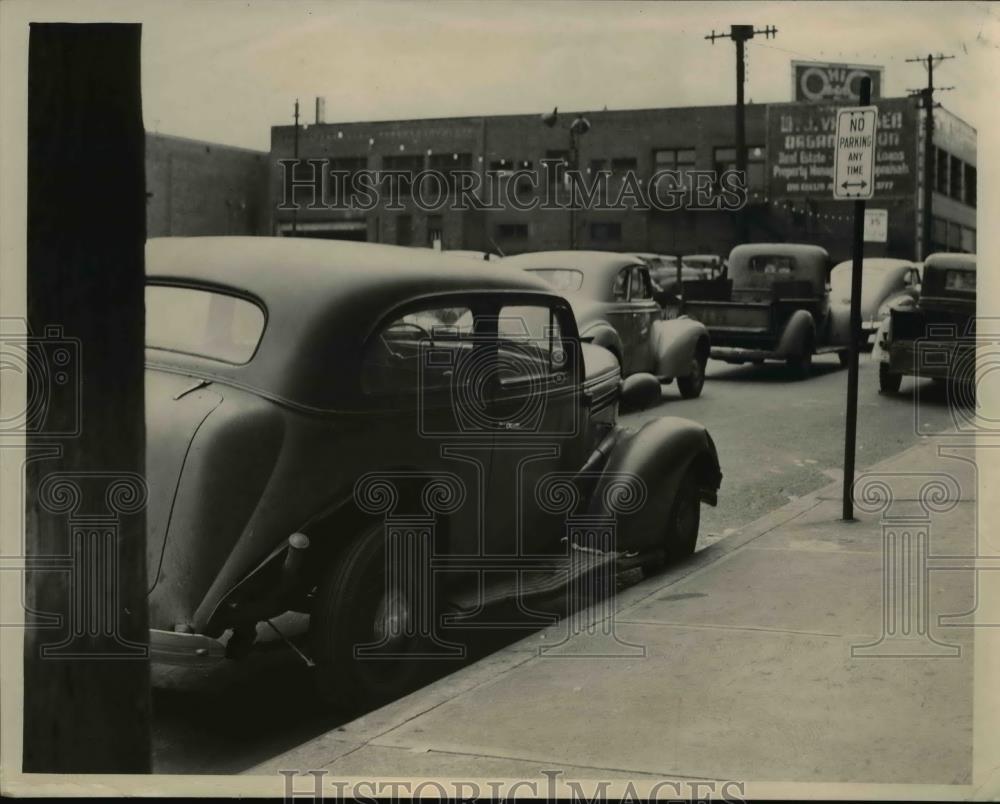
[146,285,266,364]
[526,268,584,293]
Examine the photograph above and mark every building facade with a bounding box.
[147,133,269,237]
[268,97,976,264]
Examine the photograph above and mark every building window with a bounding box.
[949,155,963,201]
[427,214,443,247]
[545,149,569,188]
[589,222,622,242]
[654,148,696,171]
[610,157,638,175]
[489,158,534,192]
[713,146,766,192]
[429,152,472,193]
[496,222,529,240]
[383,154,424,196]
[964,164,976,207]
[589,158,607,174]
[329,156,367,204]
[935,147,949,195]
[396,214,413,246]
[931,216,948,253]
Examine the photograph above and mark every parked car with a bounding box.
[145,237,722,710]
[680,243,849,376]
[873,252,976,393]
[503,250,712,398]
[829,258,922,347]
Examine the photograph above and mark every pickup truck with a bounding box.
[679,243,851,377]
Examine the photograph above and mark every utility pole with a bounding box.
[291,98,300,237]
[906,53,954,258]
[706,24,777,241]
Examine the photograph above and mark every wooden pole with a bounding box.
[24,22,150,773]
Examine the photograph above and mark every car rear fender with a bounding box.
[580,321,624,364]
[650,317,709,377]
[585,417,721,553]
[776,309,817,356]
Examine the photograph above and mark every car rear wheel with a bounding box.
[310,524,430,712]
[878,362,902,394]
[665,470,701,561]
[677,352,707,399]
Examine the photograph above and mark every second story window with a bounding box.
[429,152,472,193]
[654,148,697,189]
[382,154,424,196]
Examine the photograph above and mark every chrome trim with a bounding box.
[150,628,227,666]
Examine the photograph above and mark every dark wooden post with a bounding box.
[24,23,150,773]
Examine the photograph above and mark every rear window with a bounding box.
[526,268,584,292]
[944,269,975,292]
[146,285,265,364]
[748,255,795,275]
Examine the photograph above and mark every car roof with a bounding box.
[830,258,915,275]
[145,237,555,410]
[501,251,645,297]
[924,252,976,272]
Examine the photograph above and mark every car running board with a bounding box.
[445,541,651,612]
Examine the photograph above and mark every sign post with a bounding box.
[837,77,875,521]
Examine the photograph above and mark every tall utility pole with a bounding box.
[906,53,954,258]
[706,24,777,241]
[291,98,300,237]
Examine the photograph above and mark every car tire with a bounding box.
[310,523,431,712]
[838,350,851,368]
[878,362,902,394]
[677,352,707,399]
[664,470,701,561]
[787,339,813,379]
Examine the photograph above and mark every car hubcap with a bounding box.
[372,589,412,649]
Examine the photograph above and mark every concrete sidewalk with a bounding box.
[249,438,979,787]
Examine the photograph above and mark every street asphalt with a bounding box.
[151,351,963,774]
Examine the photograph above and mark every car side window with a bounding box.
[630,267,652,301]
[361,303,475,394]
[495,304,568,383]
[611,269,629,301]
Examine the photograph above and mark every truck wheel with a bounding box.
[677,353,707,399]
[838,350,850,368]
[787,341,813,379]
[878,363,902,394]
[310,524,428,712]
[665,471,700,561]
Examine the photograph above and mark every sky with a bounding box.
[6,1,999,151]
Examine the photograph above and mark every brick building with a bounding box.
[147,133,269,237]
[268,97,976,264]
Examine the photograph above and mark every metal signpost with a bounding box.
[836,77,876,520]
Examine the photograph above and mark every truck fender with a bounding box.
[650,317,710,378]
[586,416,722,554]
[581,321,624,365]
[776,309,816,357]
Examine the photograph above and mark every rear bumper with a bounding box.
[888,339,975,379]
[150,628,227,666]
